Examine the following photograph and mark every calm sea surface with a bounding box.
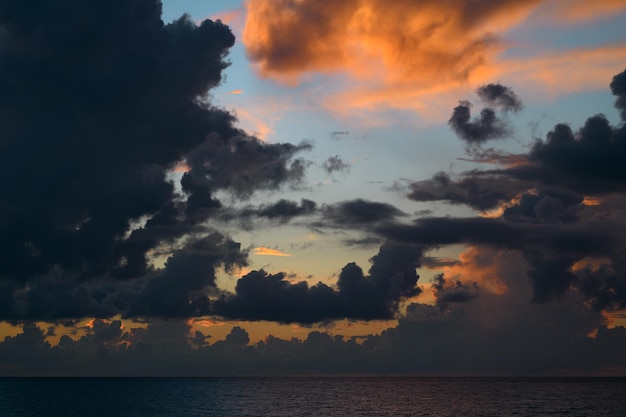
[0,377,624,416]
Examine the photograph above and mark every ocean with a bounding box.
[0,377,624,416]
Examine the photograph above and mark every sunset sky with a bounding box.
[1,0,626,376]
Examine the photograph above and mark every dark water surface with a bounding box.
[0,377,625,416]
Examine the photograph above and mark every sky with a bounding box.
[0,0,625,376]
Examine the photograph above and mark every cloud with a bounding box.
[243,0,536,83]
[476,84,523,112]
[323,155,351,174]
[243,0,626,120]
[255,199,317,221]
[331,131,350,140]
[321,199,406,226]
[213,242,425,323]
[0,0,311,321]
[225,199,318,229]
[408,171,530,211]
[253,247,292,257]
[448,83,521,145]
[1,301,624,376]
[394,69,626,310]
[449,101,511,144]
[456,148,528,168]
[543,0,626,23]
[431,273,479,310]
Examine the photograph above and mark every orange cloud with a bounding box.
[436,246,510,295]
[228,89,244,95]
[481,44,626,99]
[253,247,292,257]
[543,0,626,23]
[479,192,529,219]
[582,197,603,206]
[233,107,274,141]
[243,0,626,121]
[244,0,539,83]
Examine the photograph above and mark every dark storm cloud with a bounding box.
[126,232,247,318]
[5,232,248,321]
[503,115,626,195]
[213,242,425,323]
[323,155,351,174]
[0,0,310,320]
[476,83,523,112]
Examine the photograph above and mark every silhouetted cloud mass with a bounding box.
[213,242,424,323]
[0,0,308,320]
[432,274,479,310]
[0,0,625,378]
[408,171,530,211]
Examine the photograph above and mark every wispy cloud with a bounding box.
[253,247,293,257]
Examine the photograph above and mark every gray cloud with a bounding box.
[323,155,351,174]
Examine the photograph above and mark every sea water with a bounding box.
[0,377,625,416]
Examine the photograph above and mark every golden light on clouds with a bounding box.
[190,318,226,328]
[582,197,603,206]
[479,193,526,219]
[547,0,626,23]
[243,0,626,120]
[172,160,190,173]
[253,247,292,257]
[437,246,509,296]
